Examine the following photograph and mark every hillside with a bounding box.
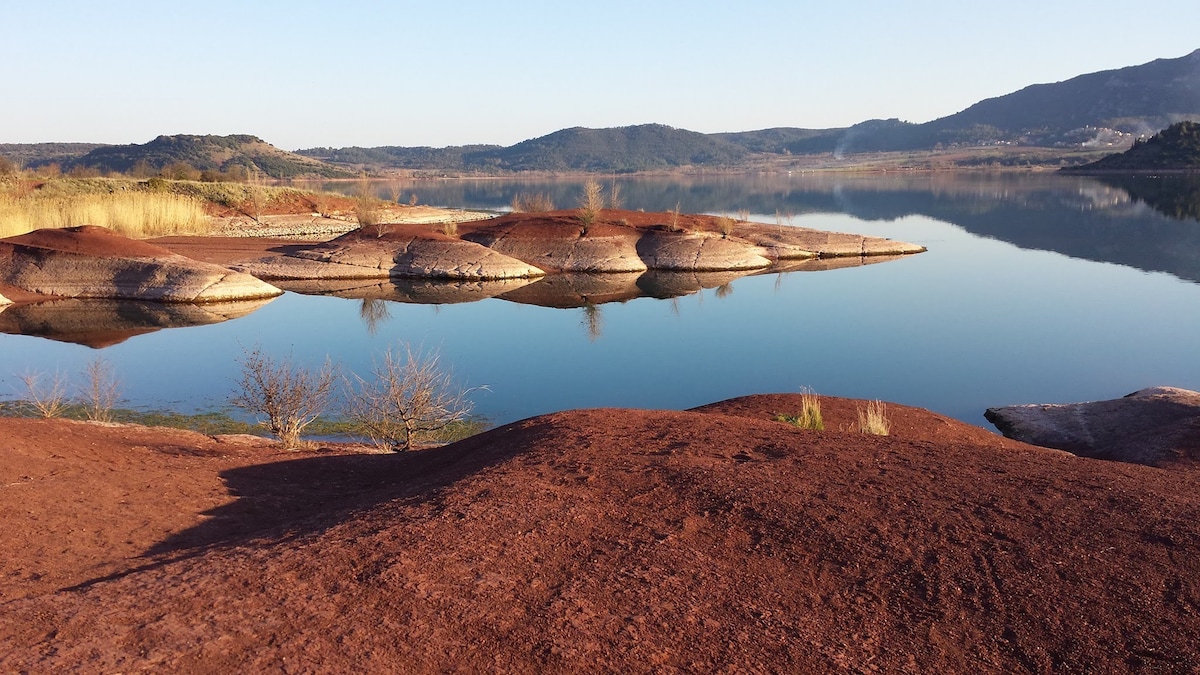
[300,125,750,173]
[2,395,1198,671]
[70,134,355,179]
[797,49,1200,155]
[0,142,107,169]
[299,49,1200,170]
[1066,121,1200,172]
[468,124,750,172]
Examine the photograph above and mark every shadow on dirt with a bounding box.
[63,424,531,592]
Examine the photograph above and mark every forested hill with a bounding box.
[1066,121,1200,172]
[298,124,750,173]
[70,135,354,179]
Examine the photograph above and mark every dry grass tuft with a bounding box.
[510,192,555,213]
[776,388,824,431]
[857,400,890,435]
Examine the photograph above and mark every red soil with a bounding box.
[2,395,1198,672]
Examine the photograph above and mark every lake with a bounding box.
[3,172,1200,431]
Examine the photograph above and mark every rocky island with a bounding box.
[235,209,925,282]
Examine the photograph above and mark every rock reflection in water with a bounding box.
[273,255,913,315]
[0,297,276,348]
[272,277,537,305]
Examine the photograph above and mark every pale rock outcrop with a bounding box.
[238,231,545,281]
[0,226,281,303]
[462,225,648,273]
[636,230,773,271]
[0,291,9,305]
[985,386,1200,469]
[734,222,926,258]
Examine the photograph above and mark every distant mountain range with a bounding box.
[3,49,1199,175]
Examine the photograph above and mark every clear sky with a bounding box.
[4,0,1199,150]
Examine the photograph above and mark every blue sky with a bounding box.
[4,1,1199,150]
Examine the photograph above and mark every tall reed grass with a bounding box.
[0,191,210,238]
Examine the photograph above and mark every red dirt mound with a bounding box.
[2,225,180,258]
[1,397,1198,672]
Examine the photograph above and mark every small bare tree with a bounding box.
[18,369,70,418]
[246,169,267,224]
[231,347,337,449]
[79,357,120,422]
[608,178,623,210]
[345,344,482,452]
[577,178,605,232]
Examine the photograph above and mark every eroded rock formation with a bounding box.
[0,226,282,303]
[985,386,1200,469]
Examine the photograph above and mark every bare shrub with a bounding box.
[715,215,736,238]
[579,178,604,212]
[510,192,555,213]
[577,179,604,232]
[857,400,890,435]
[18,369,70,418]
[608,178,623,210]
[668,202,683,232]
[79,357,120,422]
[345,343,483,452]
[231,346,338,449]
[310,190,336,218]
[355,177,382,228]
[408,193,419,206]
[245,170,267,224]
[438,220,458,236]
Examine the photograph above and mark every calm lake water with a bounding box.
[3,173,1200,430]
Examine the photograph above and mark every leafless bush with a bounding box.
[715,215,736,238]
[344,343,482,452]
[246,181,267,224]
[608,179,623,210]
[355,178,383,228]
[79,357,120,422]
[231,346,338,449]
[510,192,555,213]
[668,202,683,232]
[18,369,70,418]
[578,179,605,232]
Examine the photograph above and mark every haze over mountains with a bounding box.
[3,49,1198,177]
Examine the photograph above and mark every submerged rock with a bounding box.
[985,386,1200,469]
[0,226,282,303]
